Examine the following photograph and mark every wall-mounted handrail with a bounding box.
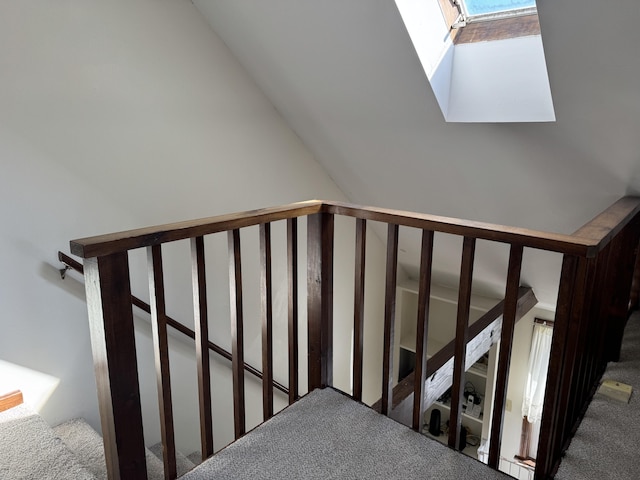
[57,251,289,396]
[0,390,24,413]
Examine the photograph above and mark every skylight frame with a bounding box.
[458,0,537,23]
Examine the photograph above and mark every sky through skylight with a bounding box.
[463,0,536,16]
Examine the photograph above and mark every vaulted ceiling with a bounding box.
[194,0,640,306]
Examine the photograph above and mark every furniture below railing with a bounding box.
[68,197,640,480]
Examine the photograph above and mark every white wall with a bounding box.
[447,35,555,123]
[0,0,387,456]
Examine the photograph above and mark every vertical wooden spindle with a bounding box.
[191,236,214,460]
[412,230,434,431]
[605,219,640,361]
[488,244,523,467]
[536,255,579,479]
[353,218,367,402]
[228,229,246,439]
[307,212,334,391]
[629,239,640,311]
[84,253,148,479]
[260,223,274,420]
[287,218,299,404]
[148,245,177,480]
[381,224,399,416]
[448,236,475,450]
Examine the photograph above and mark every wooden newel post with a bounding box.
[307,212,334,391]
[84,253,148,480]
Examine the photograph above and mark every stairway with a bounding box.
[0,403,197,479]
[2,388,512,480]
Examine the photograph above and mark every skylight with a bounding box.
[461,0,537,21]
[394,0,555,122]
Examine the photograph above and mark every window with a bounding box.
[460,0,537,22]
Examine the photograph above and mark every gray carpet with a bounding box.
[149,441,195,477]
[181,388,511,480]
[556,310,640,479]
[53,418,165,480]
[0,405,95,480]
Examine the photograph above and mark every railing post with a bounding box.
[536,254,589,479]
[307,212,334,390]
[603,217,640,361]
[84,253,147,480]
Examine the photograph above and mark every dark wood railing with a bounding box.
[68,197,640,480]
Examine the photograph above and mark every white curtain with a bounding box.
[521,323,553,423]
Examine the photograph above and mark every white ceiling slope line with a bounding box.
[395,0,555,123]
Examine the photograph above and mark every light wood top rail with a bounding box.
[0,390,24,412]
[70,197,640,259]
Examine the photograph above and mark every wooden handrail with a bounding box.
[0,390,23,413]
[71,201,324,258]
[69,199,640,261]
[571,196,640,243]
[57,251,289,396]
[322,201,602,257]
[65,196,640,480]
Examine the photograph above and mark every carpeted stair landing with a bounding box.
[182,388,510,480]
[1,388,511,479]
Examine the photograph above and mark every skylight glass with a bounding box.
[462,0,536,17]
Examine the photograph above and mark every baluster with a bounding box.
[191,236,214,459]
[148,245,177,479]
[353,218,367,402]
[260,223,274,420]
[287,218,299,403]
[629,239,640,311]
[488,244,523,467]
[381,224,399,416]
[307,212,334,391]
[536,255,582,478]
[412,230,434,431]
[84,253,147,479]
[448,237,475,450]
[228,229,246,438]
[605,219,640,361]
